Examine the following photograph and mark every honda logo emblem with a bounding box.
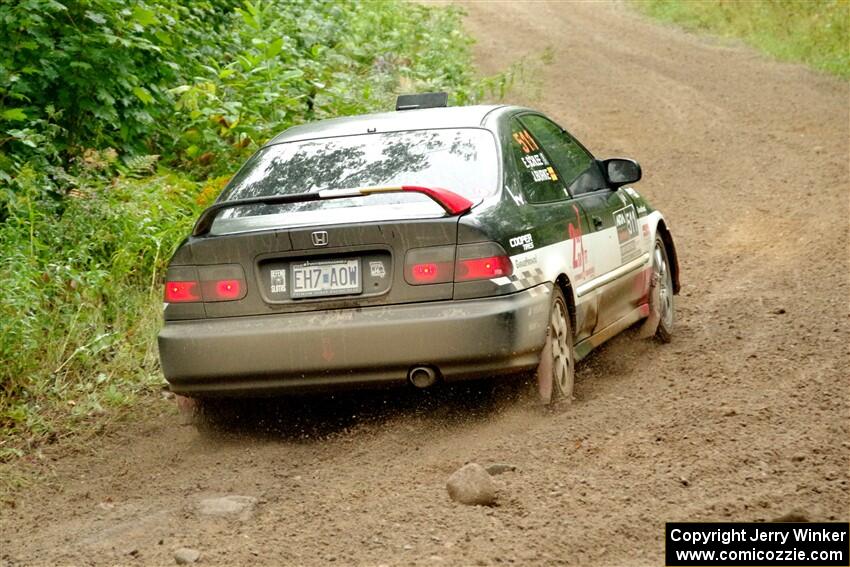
[311,231,328,247]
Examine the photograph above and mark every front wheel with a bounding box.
[536,286,575,405]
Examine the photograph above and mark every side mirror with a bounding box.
[602,158,642,189]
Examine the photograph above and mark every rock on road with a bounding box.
[2,2,848,566]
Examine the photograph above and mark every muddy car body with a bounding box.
[158,97,680,403]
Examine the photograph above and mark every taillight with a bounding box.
[164,264,247,302]
[410,263,440,283]
[165,281,201,303]
[404,246,455,285]
[454,242,513,282]
[455,255,513,281]
[404,243,514,285]
[201,279,243,301]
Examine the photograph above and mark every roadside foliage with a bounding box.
[0,0,498,454]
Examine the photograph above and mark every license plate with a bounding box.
[290,259,361,298]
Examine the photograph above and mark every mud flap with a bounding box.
[638,271,661,339]
[536,332,553,404]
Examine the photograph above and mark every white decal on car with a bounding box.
[514,254,538,269]
[509,233,535,251]
[614,204,641,263]
[270,268,287,293]
[369,261,386,278]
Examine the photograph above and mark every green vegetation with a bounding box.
[0,0,506,457]
[634,0,850,79]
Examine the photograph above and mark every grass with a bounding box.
[634,0,850,79]
[0,167,203,461]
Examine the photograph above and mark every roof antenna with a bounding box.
[395,92,449,111]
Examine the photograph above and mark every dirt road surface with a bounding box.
[2,2,848,566]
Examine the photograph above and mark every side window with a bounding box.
[519,115,606,196]
[509,118,568,203]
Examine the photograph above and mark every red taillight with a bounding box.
[165,281,201,303]
[213,279,242,300]
[165,264,246,303]
[410,263,440,283]
[199,278,245,302]
[404,243,513,285]
[455,255,513,281]
[404,245,456,285]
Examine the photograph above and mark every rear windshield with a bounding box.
[211,128,498,234]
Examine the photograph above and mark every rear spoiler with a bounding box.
[192,185,474,236]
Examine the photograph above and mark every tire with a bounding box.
[651,237,675,343]
[536,286,575,405]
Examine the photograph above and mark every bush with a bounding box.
[0,0,485,190]
[0,166,200,448]
[0,1,237,197]
[0,0,496,453]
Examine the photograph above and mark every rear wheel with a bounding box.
[536,286,575,405]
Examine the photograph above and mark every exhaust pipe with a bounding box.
[408,366,438,389]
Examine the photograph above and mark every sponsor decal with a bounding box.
[568,204,594,283]
[636,204,647,215]
[369,261,386,278]
[509,233,535,251]
[270,268,287,293]
[515,254,538,269]
[614,204,641,263]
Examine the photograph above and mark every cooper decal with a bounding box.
[509,233,535,251]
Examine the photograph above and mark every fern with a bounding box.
[121,154,160,178]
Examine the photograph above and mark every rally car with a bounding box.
[158,93,680,405]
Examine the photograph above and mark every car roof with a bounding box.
[265,104,512,146]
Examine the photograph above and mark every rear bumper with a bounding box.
[158,284,552,396]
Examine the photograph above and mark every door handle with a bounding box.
[591,215,604,229]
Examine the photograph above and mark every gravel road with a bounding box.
[2,2,848,566]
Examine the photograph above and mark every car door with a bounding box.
[505,115,598,342]
[517,114,643,334]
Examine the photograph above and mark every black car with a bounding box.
[158,93,680,405]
